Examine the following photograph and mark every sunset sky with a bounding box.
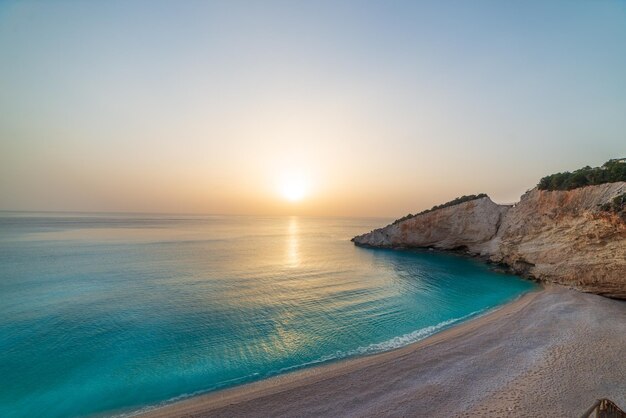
[1,0,625,217]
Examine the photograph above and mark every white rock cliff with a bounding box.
[352,182,626,299]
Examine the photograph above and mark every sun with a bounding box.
[280,176,307,202]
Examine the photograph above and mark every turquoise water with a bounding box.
[0,213,536,417]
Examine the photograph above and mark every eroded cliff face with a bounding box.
[352,197,509,252]
[353,182,626,299]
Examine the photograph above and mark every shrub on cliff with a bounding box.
[391,194,488,225]
[599,193,626,220]
[538,159,626,191]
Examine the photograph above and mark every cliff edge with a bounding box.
[353,182,626,299]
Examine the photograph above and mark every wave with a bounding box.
[124,308,489,417]
[119,372,263,417]
[276,308,488,375]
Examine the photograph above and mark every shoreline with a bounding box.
[354,244,545,289]
[136,287,536,416]
[139,285,626,417]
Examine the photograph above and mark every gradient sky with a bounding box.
[1,0,625,217]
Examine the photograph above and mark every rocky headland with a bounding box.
[353,163,626,299]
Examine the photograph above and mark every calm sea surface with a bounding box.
[0,213,536,417]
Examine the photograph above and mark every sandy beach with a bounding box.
[140,286,626,418]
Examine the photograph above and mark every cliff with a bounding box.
[353,182,626,299]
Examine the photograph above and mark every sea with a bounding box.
[0,213,536,417]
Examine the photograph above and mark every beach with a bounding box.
[141,286,626,417]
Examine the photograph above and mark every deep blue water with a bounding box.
[0,213,536,417]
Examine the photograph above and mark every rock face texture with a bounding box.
[352,182,626,299]
[352,197,508,251]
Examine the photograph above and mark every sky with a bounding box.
[1,0,625,217]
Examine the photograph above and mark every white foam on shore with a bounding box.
[276,308,488,376]
[122,307,497,417]
[347,309,486,354]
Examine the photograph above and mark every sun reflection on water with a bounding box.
[286,216,300,268]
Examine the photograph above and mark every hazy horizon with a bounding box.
[2,0,625,217]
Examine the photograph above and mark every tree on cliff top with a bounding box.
[538,159,626,191]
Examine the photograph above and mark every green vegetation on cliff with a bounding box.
[392,194,488,225]
[538,159,626,191]
[599,192,626,220]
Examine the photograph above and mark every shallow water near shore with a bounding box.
[0,213,536,417]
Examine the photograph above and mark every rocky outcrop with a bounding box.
[352,197,509,252]
[353,182,626,299]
